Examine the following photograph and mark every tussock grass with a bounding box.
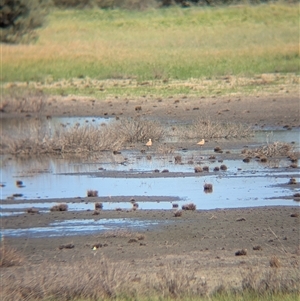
[1,4,299,100]
[0,245,24,268]
[181,119,253,140]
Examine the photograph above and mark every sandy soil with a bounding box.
[1,91,300,294]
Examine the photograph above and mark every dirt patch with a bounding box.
[1,92,299,128]
[2,206,300,294]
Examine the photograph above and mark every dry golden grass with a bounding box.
[1,255,299,301]
[1,4,299,102]
[0,245,24,268]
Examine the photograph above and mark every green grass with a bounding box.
[1,3,299,86]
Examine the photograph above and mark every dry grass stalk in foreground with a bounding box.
[2,256,299,301]
[242,142,294,158]
[180,119,253,140]
[0,245,24,268]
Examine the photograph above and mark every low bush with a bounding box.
[180,119,253,140]
[0,0,51,44]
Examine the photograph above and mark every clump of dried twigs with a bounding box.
[204,183,213,193]
[242,142,294,158]
[174,210,182,217]
[50,203,68,212]
[179,118,253,140]
[1,118,165,155]
[115,118,165,143]
[182,203,196,210]
[87,190,98,197]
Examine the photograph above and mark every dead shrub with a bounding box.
[87,190,98,197]
[180,118,253,140]
[213,166,220,171]
[0,245,23,267]
[1,122,125,155]
[182,203,196,211]
[203,166,209,172]
[288,178,297,184]
[204,183,213,193]
[174,210,182,217]
[16,180,24,187]
[214,146,222,153]
[270,256,281,268]
[132,202,139,209]
[194,166,203,173]
[50,203,68,212]
[26,207,39,214]
[243,142,293,158]
[172,203,179,208]
[115,118,164,143]
[253,245,262,251]
[260,156,268,162]
[174,155,182,164]
[95,202,103,210]
[220,164,227,171]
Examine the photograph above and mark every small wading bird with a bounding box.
[146,139,152,147]
[197,139,205,146]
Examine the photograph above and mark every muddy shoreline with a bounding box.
[1,91,300,295]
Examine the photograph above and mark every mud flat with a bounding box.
[1,92,300,298]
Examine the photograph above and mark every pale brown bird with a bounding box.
[146,139,152,147]
[197,139,205,146]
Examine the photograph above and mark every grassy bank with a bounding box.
[1,245,299,301]
[1,4,299,87]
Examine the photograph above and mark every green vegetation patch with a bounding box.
[1,4,299,85]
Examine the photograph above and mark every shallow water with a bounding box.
[1,218,167,238]
[1,118,299,211]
